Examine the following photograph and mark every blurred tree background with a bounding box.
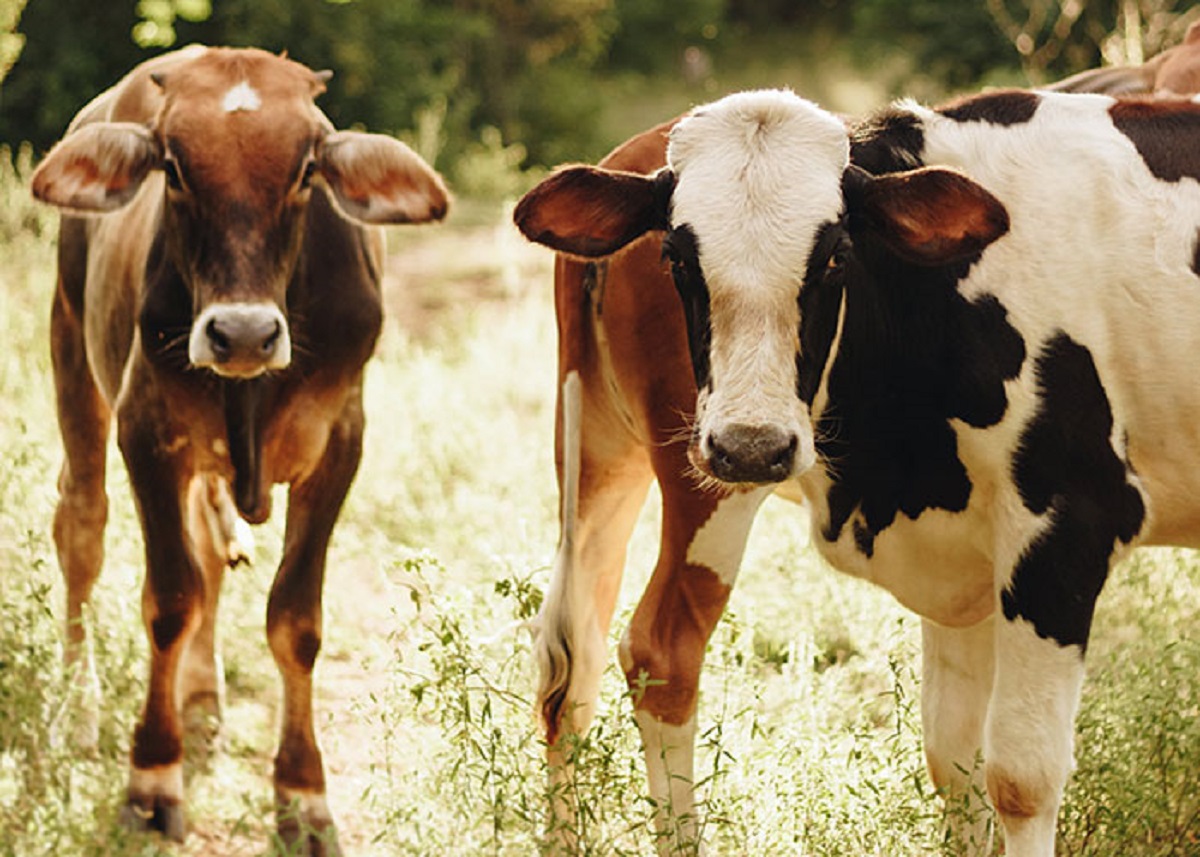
[1,0,1198,195]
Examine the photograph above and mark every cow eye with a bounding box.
[827,236,852,271]
[162,159,183,192]
[299,159,317,190]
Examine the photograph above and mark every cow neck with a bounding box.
[223,378,271,524]
[813,242,1025,556]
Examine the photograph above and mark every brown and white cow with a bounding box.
[32,46,447,852]
[515,87,1200,856]
[1045,20,1200,96]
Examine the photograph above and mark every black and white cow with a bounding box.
[514,87,1200,855]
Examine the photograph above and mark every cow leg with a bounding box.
[50,286,110,751]
[539,372,653,849]
[117,393,203,842]
[921,616,995,854]
[984,615,1086,857]
[620,450,770,857]
[177,475,248,749]
[267,401,364,857]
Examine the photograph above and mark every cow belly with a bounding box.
[1128,448,1200,548]
[1110,371,1200,547]
[812,506,995,627]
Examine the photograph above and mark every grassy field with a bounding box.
[2,144,1200,857]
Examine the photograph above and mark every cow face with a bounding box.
[32,47,448,379]
[514,89,1008,487]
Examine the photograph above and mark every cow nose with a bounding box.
[206,314,280,360]
[189,303,291,377]
[707,424,798,484]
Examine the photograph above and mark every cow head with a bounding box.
[514,89,1007,487]
[32,47,449,379]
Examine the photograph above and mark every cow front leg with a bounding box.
[985,615,1086,857]
[176,474,246,755]
[117,405,202,842]
[267,407,363,857]
[621,483,769,856]
[921,616,995,854]
[50,285,111,751]
[986,335,1145,855]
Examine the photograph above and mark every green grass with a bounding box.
[2,147,1200,856]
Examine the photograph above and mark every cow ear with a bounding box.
[318,132,449,224]
[513,165,673,258]
[845,165,1009,266]
[31,123,159,213]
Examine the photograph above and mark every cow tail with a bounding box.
[535,371,583,744]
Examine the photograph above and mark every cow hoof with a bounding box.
[277,816,342,857]
[119,796,186,842]
[277,790,340,857]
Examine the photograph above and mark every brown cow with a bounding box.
[526,117,726,852]
[32,46,448,853]
[1045,19,1200,96]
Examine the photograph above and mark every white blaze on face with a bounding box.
[222,81,262,113]
[667,90,849,477]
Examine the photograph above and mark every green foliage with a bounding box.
[601,0,725,75]
[9,1,1198,184]
[0,0,145,150]
[132,0,211,49]
[848,0,1023,92]
[850,0,1199,92]
[169,0,618,169]
[0,0,26,84]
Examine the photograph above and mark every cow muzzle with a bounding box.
[188,302,291,378]
[700,423,799,485]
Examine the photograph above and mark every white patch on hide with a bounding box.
[222,82,262,113]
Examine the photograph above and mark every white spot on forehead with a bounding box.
[222,81,262,113]
[667,89,849,296]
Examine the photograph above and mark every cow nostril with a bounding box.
[709,435,734,470]
[772,434,799,470]
[206,318,231,358]
[261,320,282,354]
